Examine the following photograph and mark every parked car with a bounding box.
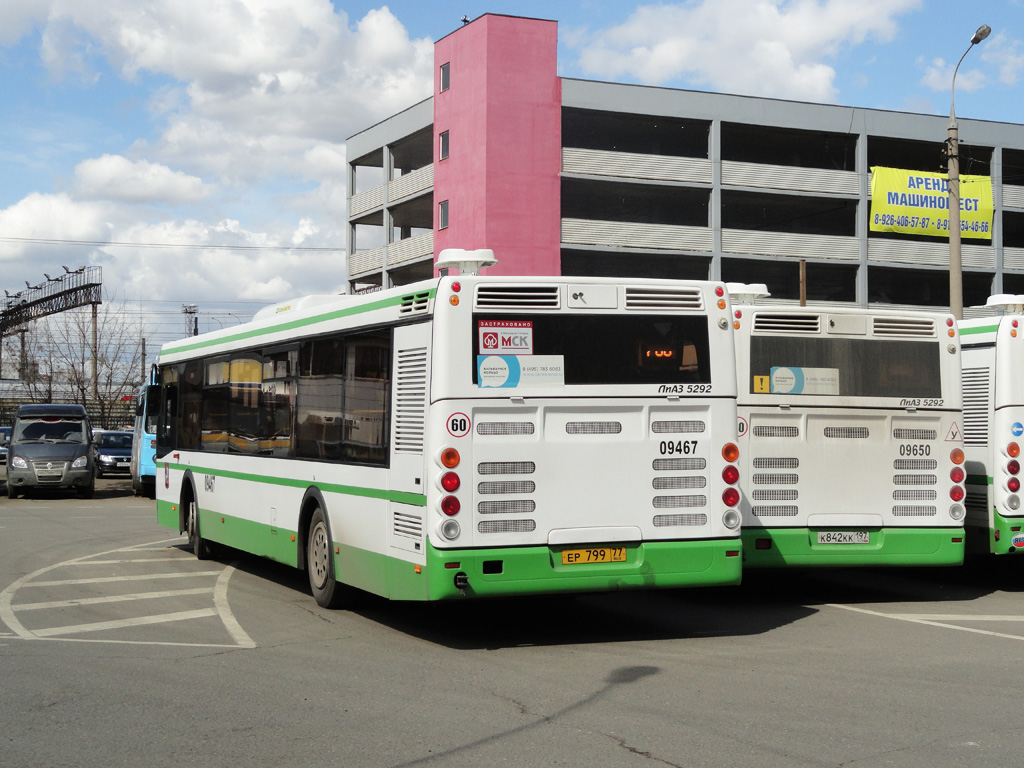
[94,430,134,477]
[6,404,95,499]
[0,425,10,465]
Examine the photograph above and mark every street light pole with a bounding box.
[948,23,991,319]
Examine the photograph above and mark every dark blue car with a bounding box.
[94,430,134,478]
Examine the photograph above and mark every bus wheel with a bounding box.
[307,506,351,609]
[187,498,213,560]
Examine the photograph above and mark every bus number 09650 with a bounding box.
[660,440,697,455]
[899,444,931,457]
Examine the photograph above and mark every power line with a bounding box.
[0,236,343,252]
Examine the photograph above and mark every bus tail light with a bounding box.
[441,496,461,516]
[722,509,741,530]
[949,504,965,521]
[950,486,966,502]
[1007,442,1021,458]
[441,471,461,492]
[722,487,740,507]
[950,467,965,484]
[722,465,740,485]
[440,448,460,468]
[722,443,739,462]
[1009,459,1021,475]
[950,448,964,465]
[1009,478,1021,494]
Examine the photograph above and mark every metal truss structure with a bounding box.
[1,266,102,334]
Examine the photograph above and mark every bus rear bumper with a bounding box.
[421,538,742,600]
[741,527,965,568]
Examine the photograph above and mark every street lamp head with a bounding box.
[971,25,991,45]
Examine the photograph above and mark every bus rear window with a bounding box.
[472,314,711,385]
[748,336,941,397]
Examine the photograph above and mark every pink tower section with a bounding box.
[433,15,562,276]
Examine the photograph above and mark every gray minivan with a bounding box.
[6,404,95,499]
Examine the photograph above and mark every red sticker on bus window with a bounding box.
[478,320,533,355]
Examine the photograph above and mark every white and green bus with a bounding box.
[728,284,966,568]
[960,295,1024,555]
[155,250,743,607]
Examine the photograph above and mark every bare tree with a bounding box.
[4,294,148,428]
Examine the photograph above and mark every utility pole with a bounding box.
[182,304,198,337]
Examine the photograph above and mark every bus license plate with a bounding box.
[817,531,869,544]
[561,547,627,565]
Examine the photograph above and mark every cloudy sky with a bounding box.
[0,0,1021,347]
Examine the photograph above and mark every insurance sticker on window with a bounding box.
[477,355,564,388]
[768,366,840,395]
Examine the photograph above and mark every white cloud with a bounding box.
[74,155,211,204]
[572,0,923,101]
[982,34,1024,87]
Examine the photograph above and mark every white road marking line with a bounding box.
[31,608,218,637]
[214,567,256,648]
[14,587,214,612]
[829,603,1024,641]
[26,571,222,587]
[67,557,191,565]
[0,538,254,647]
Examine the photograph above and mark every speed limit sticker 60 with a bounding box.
[447,413,471,437]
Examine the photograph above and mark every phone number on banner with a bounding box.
[872,213,991,234]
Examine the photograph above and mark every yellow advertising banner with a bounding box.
[869,166,993,239]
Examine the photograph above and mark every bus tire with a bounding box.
[187,497,213,560]
[307,506,351,609]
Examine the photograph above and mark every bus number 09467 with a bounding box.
[660,440,697,455]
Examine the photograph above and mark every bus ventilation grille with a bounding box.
[399,291,431,314]
[393,347,428,453]
[477,422,535,436]
[652,420,705,433]
[478,520,536,533]
[652,458,707,471]
[478,500,536,515]
[475,285,560,309]
[478,461,536,475]
[752,505,798,517]
[873,317,936,337]
[892,506,937,516]
[392,509,423,539]
[752,425,800,438]
[624,287,703,310]
[653,495,707,509]
[653,513,708,527]
[893,474,937,486]
[961,367,990,446]
[824,426,869,439]
[653,477,707,490]
[893,428,937,440]
[752,313,820,333]
[753,457,799,469]
[753,473,799,485]
[567,421,622,434]
[894,459,937,470]
[894,490,937,501]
